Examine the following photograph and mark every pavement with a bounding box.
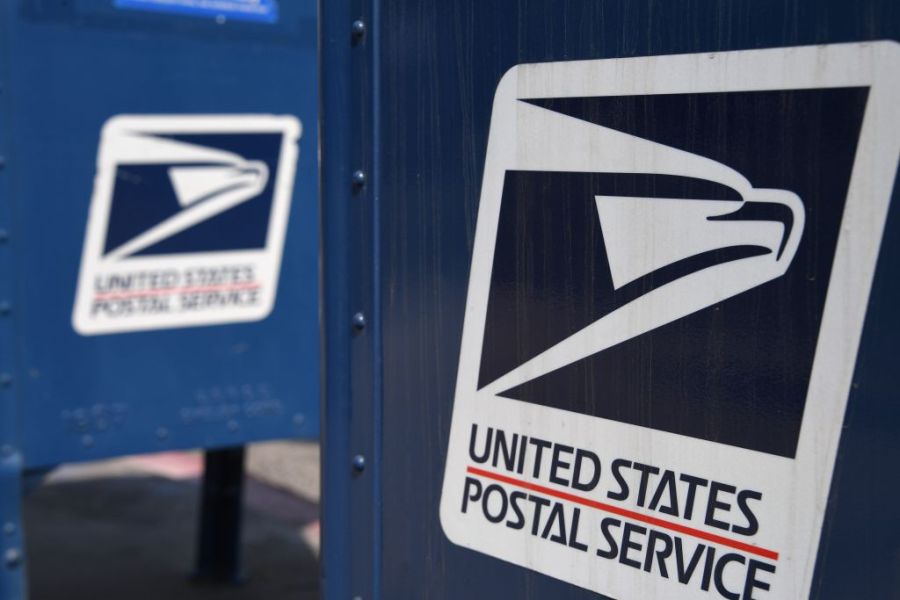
[23,442,320,600]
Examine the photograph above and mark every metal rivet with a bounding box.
[351,19,366,39]
[351,170,366,187]
[352,312,366,331]
[227,420,239,432]
[155,427,169,440]
[0,302,11,316]
[0,373,10,387]
[81,434,94,448]
[292,414,305,427]
[4,548,21,569]
[3,523,15,536]
[352,455,366,472]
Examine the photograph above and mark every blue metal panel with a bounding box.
[1,0,319,468]
[812,173,900,597]
[320,0,900,598]
[320,1,382,598]
[0,9,26,593]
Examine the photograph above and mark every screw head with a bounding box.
[155,427,169,440]
[352,454,366,472]
[4,548,21,569]
[0,229,8,242]
[81,434,94,448]
[0,373,10,387]
[351,170,366,187]
[292,414,306,427]
[352,312,366,331]
[227,420,239,432]
[0,302,11,316]
[351,19,366,38]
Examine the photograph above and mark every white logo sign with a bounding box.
[73,115,301,335]
[479,124,805,399]
[440,42,899,599]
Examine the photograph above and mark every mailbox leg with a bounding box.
[193,446,246,584]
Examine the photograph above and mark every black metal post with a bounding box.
[193,445,246,584]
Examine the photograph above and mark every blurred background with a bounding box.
[0,2,321,598]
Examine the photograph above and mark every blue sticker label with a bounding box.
[115,0,279,24]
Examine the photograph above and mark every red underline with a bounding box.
[466,465,779,562]
[94,282,260,300]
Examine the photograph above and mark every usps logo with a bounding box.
[73,115,301,335]
[441,43,900,599]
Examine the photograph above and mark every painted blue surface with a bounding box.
[320,0,382,597]
[115,0,279,24]
[0,0,319,469]
[321,0,899,598]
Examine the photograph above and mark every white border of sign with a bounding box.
[440,42,900,599]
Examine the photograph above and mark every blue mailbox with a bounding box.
[0,1,318,597]
[321,1,900,599]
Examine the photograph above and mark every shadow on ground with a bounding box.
[24,469,319,599]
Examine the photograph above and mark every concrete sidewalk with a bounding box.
[23,442,320,600]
